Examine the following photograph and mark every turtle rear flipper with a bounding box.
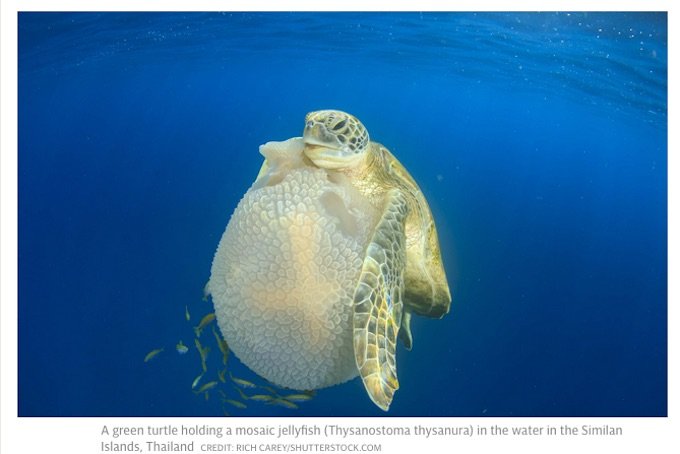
[398,310,413,351]
[352,189,408,411]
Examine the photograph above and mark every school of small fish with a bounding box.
[143,291,316,414]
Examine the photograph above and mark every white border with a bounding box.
[2,1,676,453]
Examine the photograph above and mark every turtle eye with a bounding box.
[333,119,347,131]
[306,121,313,127]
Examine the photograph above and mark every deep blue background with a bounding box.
[18,12,667,417]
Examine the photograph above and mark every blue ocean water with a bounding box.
[18,12,667,417]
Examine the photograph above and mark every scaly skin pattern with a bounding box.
[303,110,452,411]
[340,142,452,318]
[304,110,451,317]
[352,189,408,411]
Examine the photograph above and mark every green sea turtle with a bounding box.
[206,110,451,411]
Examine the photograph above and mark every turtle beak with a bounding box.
[303,142,362,170]
[303,123,338,146]
[303,125,345,159]
[303,142,345,167]
[303,122,359,169]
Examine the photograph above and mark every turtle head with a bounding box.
[303,110,369,169]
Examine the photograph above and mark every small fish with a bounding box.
[194,312,216,337]
[144,348,164,363]
[224,399,247,409]
[201,349,210,372]
[192,372,205,389]
[248,394,275,403]
[282,393,314,402]
[202,282,210,302]
[260,385,281,397]
[232,385,250,400]
[185,305,191,321]
[267,398,299,409]
[218,368,227,383]
[212,326,230,365]
[194,338,204,354]
[212,325,222,344]
[196,381,218,394]
[229,372,256,389]
[194,338,210,371]
[176,340,189,355]
[204,392,210,401]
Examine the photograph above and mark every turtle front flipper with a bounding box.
[352,189,408,411]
